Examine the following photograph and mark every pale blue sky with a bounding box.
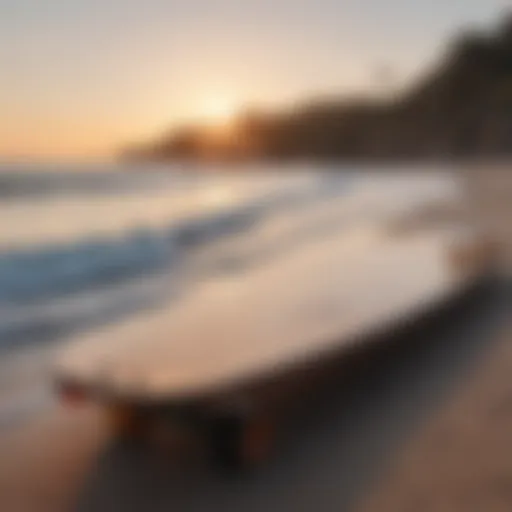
[0,0,509,159]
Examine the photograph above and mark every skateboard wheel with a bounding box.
[209,414,275,471]
[106,405,147,441]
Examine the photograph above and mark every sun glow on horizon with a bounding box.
[196,96,241,125]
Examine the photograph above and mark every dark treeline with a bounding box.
[125,16,512,163]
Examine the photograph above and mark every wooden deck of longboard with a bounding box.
[55,220,475,402]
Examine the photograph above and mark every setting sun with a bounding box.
[198,96,240,125]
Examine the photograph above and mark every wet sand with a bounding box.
[0,407,105,512]
[357,330,512,512]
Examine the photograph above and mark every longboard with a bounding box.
[53,174,496,468]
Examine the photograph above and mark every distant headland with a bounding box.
[123,16,512,164]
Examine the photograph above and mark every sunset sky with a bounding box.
[0,0,508,161]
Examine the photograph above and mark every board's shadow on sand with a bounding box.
[77,279,511,512]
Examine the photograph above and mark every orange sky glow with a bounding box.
[0,0,506,162]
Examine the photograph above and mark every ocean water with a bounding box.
[0,163,354,351]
